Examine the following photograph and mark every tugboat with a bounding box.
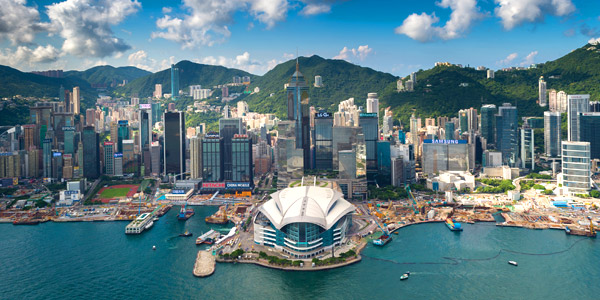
[177,201,195,221]
[445,218,463,231]
[400,271,410,280]
[179,230,193,237]
[508,261,518,266]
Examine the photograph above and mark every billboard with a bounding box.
[359,113,377,118]
[62,126,75,131]
[204,133,220,138]
[65,190,79,195]
[202,182,225,189]
[118,120,128,125]
[139,103,152,110]
[226,182,251,189]
[423,139,467,144]
[114,153,123,158]
[104,141,114,146]
[53,152,62,157]
[315,112,331,118]
[171,189,186,194]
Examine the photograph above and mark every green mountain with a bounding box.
[114,60,256,98]
[244,55,398,117]
[65,65,151,86]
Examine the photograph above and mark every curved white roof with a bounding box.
[258,186,355,230]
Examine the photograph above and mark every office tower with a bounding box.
[410,114,421,157]
[109,122,118,152]
[467,107,478,133]
[219,118,242,180]
[360,112,379,180]
[398,129,406,144]
[43,137,52,178]
[150,142,161,175]
[231,135,253,184]
[139,108,152,154]
[382,109,394,136]
[86,109,96,126]
[366,93,379,118]
[117,120,129,152]
[154,84,162,99]
[82,126,100,179]
[548,89,557,111]
[221,86,229,98]
[254,140,272,175]
[561,141,591,194]
[122,140,135,172]
[579,112,600,159]
[377,140,391,185]
[171,64,179,100]
[480,104,496,145]
[72,87,80,114]
[222,105,231,118]
[520,125,535,170]
[487,69,494,79]
[544,111,561,157]
[63,125,75,155]
[444,122,455,140]
[59,85,65,102]
[538,76,547,107]
[495,103,518,166]
[557,91,568,112]
[285,60,311,169]
[237,101,248,117]
[314,75,323,87]
[163,111,185,179]
[410,72,417,84]
[190,135,202,179]
[202,133,223,182]
[103,141,114,175]
[314,112,333,170]
[113,153,123,176]
[458,110,468,133]
[590,101,600,112]
[567,94,590,141]
[421,139,469,175]
[51,152,63,180]
[23,124,36,151]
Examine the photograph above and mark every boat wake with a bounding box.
[362,238,588,266]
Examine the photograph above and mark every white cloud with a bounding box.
[495,0,575,30]
[0,45,60,68]
[589,37,600,45]
[520,50,538,66]
[497,52,518,65]
[153,0,288,49]
[300,3,331,16]
[395,0,483,42]
[82,59,109,69]
[45,0,141,57]
[128,50,156,71]
[333,45,373,61]
[199,51,264,74]
[162,7,172,14]
[0,0,44,45]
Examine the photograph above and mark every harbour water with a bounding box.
[1,206,599,299]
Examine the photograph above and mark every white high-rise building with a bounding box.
[314,75,323,87]
[487,69,494,79]
[567,94,590,141]
[557,91,567,112]
[72,86,80,114]
[237,101,248,117]
[189,85,202,100]
[396,79,404,92]
[538,76,547,107]
[405,80,414,92]
[382,107,393,135]
[153,84,162,99]
[190,135,202,179]
[560,141,591,195]
[548,89,557,111]
[410,72,417,84]
[366,93,379,118]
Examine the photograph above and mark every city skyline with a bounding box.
[0,0,598,76]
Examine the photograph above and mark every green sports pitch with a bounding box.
[98,188,131,199]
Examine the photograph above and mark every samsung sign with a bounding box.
[423,139,467,144]
[226,182,250,189]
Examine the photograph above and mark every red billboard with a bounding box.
[202,182,225,188]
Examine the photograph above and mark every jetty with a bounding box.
[193,250,215,277]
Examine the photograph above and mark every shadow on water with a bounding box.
[362,238,588,266]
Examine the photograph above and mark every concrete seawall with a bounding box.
[193,250,215,277]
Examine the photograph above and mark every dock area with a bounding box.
[193,250,215,277]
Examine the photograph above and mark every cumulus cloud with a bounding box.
[0,45,60,68]
[495,0,575,30]
[45,0,141,57]
[300,3,331,16]
[0,0,45,44]
[153,0,288,48]
[520,51,538,66]
[199,51,265,74]
[333,45,373,61]
[497,52,518,65]
[127,50,176,72]
[395,0,483,42]
[589,37,600,45]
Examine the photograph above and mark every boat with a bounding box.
[180,230,193,237]
[196,229,217,245]
[177,204,195,221]
[144,221,154,230]
[373,234,392,246]
[125,213,154,234]
[445,218,463,231]
[400,271,410,280]
[152,245,156,250]
[508,261,518,266]
[153,217,159,221]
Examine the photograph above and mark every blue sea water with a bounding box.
[1,207,599,300]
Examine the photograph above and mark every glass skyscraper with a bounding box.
[561,141,591,194]
[567,94,589,141]
[163,111,185,179]
[314,114,333,170]
[219,118,242,181]
[495,103,518,166]
[202,135,223,182]
[444,122,455,140]
[480,104,496,145]
[231,136,253,184]
[544,111,561,157]
[579,112,600,159]
[359,113,378,181]
[82,126,100,179]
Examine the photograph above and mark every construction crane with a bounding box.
[405,184,420,215]
[589,216,596,237]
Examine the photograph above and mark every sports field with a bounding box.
[99,187,131,199]
[95,184,139,203]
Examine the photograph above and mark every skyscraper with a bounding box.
[285,60,311,169]
[82,126,100,179]
[360,112,379,180]
[366,93,379,118]
[548,89,557,111]
[444,122,455,140]
[458,110,468,133]
[544,111,561,157]
[314,112,333,170]
[154,84,162,99]
[561,141,591,195]
[219,118,242,181]
[171,64,179,100]
[72,87,80,114]
[567,94,590,141]
[139,108,152,154]
[103,141,114,175]
[231,135,253,184]
[495,103,518,166]
[480,104,496,145]
[538,76,547,107]
[117,120,129,153]
[579,112,600,159]
[190,135,202,179]
[520,125,534,170]
[163,111,185,179]
[202,134,223,182]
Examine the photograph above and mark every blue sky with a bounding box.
[0,0,599,76]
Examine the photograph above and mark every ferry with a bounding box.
[445,218,463,231]
[196,229,216,245]
[125,213,154,234]
[400,271,410,280]
[508,261,518,266]
[373,234,392,246]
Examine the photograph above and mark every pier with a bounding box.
[193,250,215,277]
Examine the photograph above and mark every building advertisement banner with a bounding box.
[202,182,225,188]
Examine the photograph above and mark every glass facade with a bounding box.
[495,104,518,166]
[544,111,561,157]
[579,113,600,159]
[377,141,391,185]
[422,142,469,175]
[332,126,366,178]
[444,122,455,140]
[314,116,333,170]
[219,118,242,181]
[202,137,223,182]
[231,137,253,183]
[480,104,496,144]
[139,110,151,153]
[163,112,185,177]
[104,142,114,175]
[561,141,590,194]
[82,126,100,179]
[359,114,378,180]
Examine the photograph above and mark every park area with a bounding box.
[94,184,139,203]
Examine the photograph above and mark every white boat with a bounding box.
[508,261,518,266]
[400,272,410,280]
[145,221,154,230]
[152,245,156,250]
